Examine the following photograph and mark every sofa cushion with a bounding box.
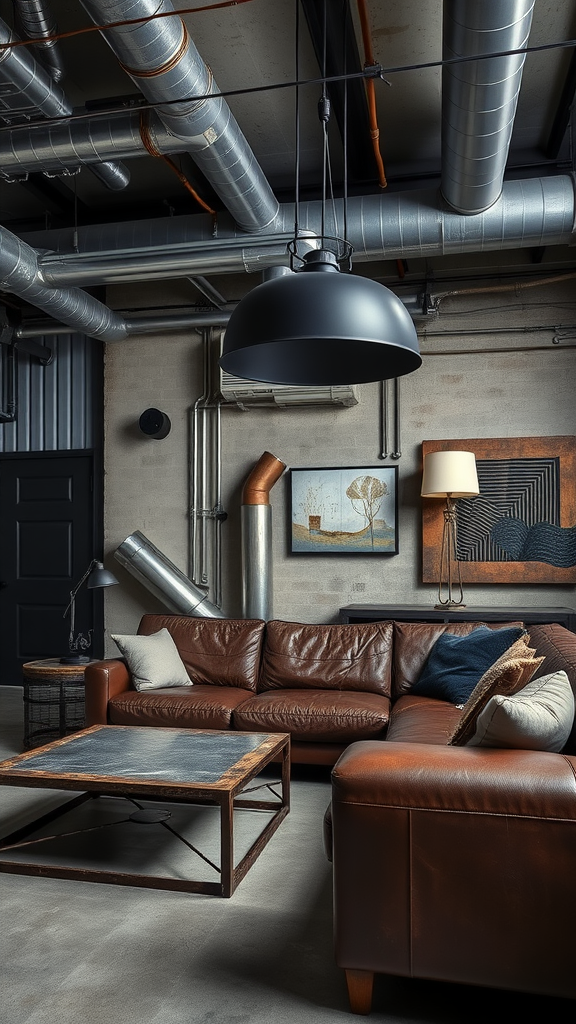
[448,638,543,745]
[462,670,575,751]
[137,614,265,691]
[386,694,463,745]
[258,619,393,696]
[392,620,524,698]
[111,628,191,691]
[233,689,390,743]
[409,625,528,705]
[108,685,251,730]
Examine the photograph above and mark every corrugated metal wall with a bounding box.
[0,333,101,453]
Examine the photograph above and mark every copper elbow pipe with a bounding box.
[242,451,286,505]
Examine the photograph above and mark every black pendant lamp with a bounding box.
[220,249,421,386]
[220,0,421,388]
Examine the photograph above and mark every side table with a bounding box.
[22,659,93,750]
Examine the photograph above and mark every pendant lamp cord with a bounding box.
[294,0,301,248]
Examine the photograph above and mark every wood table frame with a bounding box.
[0,725,290,898]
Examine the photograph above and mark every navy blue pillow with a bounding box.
[411,625,527,705]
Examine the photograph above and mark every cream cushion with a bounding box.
[466,670,575,752]
[111,628,192,691]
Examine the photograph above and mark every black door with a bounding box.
[0,452,100,685]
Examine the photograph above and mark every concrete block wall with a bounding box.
[102,262,576,647]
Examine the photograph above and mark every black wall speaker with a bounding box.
[138,408,171,439]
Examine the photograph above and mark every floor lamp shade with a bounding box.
[220,253,422,386]
[421,450,479,608]
[421,450,479,498]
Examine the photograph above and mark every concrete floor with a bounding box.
[1,686,574,1024]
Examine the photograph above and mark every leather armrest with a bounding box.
[85,659,131,726]
[331,740,576,994]
[332,739,576,818]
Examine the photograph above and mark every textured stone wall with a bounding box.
[102,261,576,648]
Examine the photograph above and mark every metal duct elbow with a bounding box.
[241,452,286,621]
[115,530,225,618]
[242,451,286,505]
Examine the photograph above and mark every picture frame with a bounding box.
[290,465,398,555]
[422,436,576,584]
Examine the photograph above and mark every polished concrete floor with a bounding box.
[1,686,574,1024]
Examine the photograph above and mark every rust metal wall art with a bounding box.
[422,437,576,584]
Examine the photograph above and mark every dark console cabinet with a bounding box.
[339,604,576,632]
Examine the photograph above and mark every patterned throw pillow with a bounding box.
[448,637,544,745]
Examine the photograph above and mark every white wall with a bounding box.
[102,259,576,647]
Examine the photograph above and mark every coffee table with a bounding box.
[0,725,290,897]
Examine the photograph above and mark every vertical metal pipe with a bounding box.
[241,452,286,620]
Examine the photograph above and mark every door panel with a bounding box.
[0,453,96,685]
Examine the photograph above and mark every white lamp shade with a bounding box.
[421,450,479,497]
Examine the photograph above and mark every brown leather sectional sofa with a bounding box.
[85,613,576,1011]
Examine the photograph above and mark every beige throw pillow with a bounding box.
[111,628,192,691]
[465,670,575,751]
[449,636,544,746]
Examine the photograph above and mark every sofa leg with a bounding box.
[345,969,374,1015]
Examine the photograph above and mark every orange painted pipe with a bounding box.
[242,451,286,505]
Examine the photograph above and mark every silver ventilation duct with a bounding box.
[28,176,576,288]
[442,0,536,214]
[115,530,225,618]
[0,225,128,340]
[0,15,129,192]
[78,0,279,233]
[14,0,66,83]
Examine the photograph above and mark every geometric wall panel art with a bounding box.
[422,436,576,584]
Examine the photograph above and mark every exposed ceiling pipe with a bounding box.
[441,0,536,214]
[0,15,129,192]
[15,308,232,338]
[0,224,128,340]
[13,0,66,83]
[26,175,576,289]
[78,0,279,233]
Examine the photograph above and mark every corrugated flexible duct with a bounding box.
[0,15,128,191]
[77,0,279,233]
[441,0,536,214]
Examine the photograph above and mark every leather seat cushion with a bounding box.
[233,689,390,742]
[386,693,463,744]
[108,684,252,730]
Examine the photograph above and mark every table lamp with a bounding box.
[61,559,119,664]
[421,450,479,608]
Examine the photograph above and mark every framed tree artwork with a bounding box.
[422,436,576,584]
[290,466,398,555]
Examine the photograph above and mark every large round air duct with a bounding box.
[115,530,225,618]
[241,452,286,620]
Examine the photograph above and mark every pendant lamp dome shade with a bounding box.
[219,251,422,386]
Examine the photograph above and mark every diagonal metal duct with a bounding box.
[0,225,127,340]
[14,0,66,83]
[0,15,129,191]
[78,0,279,232]
[442,0,536,214]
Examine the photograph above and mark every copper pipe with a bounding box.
[356,0,387,188]
[242,451,286,505]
